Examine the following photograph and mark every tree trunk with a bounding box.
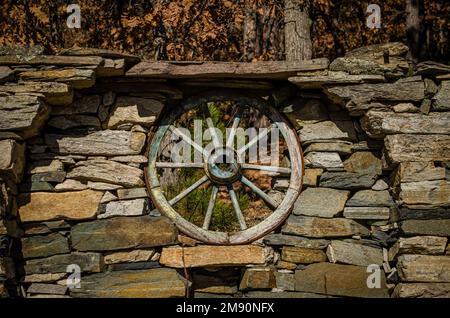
[406,0,422,63]
[284,0,312,61]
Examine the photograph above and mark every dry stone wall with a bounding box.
[0,43,449,298]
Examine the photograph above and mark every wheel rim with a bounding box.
[146,90,304,245]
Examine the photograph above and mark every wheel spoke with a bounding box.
[226,115,241,148]
[227,185,247,230]
[237,124,276,156]
[155,162,204,169]
[169,175,209,206]
[169,125,205,156]
[240,175,278,210]
[242,164,290,175]
[202,185,219,230]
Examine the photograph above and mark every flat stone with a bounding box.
[107,97,164,129]
[51,95,101,115]
[398,207,450,220]
[24,252,103,274]
[110,155,148,164]
[104,249,155,265]
[100,191,118,204]
[275,271,295,291]
[239,267,276,290]
[343,207,390,220]
[392,283,450,298]
[45,131,146,156]
[327,240,383,266]
[372,179,389,191]
[96,58,125,77]
[159,245,268,268]
[193,274,238,295]
[295,263,388,297]
[29,159,64,174]
[54,179,87,192]
[243,291,331,298]
[393,103,420,113]
[0,139,25,182]
[0,82,73,106]
[304,152,343,169]
[283,99,329,128]
[343,152,382,175]
[325,81,424,115]
[397,254,450,282]
[362,111,450,138]
[329,56,405,77]
[394,162,446,184]
[292,187,349,218]
[86,182,121,191]
[304,142,352,155]
[18,190,102,222]
[263,234,329,249]
[319,172,377,190]
[48,115,101,130]
[282,215,369,238]
[98,199,147,219]
[400,180,450,206]
[67,159,144,187]
[389,236,447,260]
[302,168,322,187]
[20,69,95,89]
[0,95,49,139]
[70,268,185,298]
[116,188,148,200]
[299,121,351,145]
[400,219,450,236]
[71,216,177,251]
[289,71,384,88]
[384,134,450,163]
[22,273,67,283]
[416,61,450,76]
[21,232,70,259]
[31,171,66,183]
[346,190,394,207]
[27,283,67,295]
[281,247,327,264]
[0,66,13,83]
[433,81,450,110]
[276,261,297,270]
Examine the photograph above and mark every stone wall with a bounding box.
[0,43,449,298]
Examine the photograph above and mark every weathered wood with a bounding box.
[126,59,329,79]
[0,55,103,67]
[58,47,140,65]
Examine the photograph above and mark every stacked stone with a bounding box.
[305,42,449,298]
[0,43,449,298]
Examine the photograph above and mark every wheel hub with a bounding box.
[205,147,241,185]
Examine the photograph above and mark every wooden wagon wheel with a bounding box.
[146,90,304,245]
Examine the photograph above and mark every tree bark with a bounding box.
[284,0,312,61]
[405,0,422,63]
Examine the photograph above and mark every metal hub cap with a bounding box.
[205,147,241,185]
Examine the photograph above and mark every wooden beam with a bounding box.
[125,59,329,79]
